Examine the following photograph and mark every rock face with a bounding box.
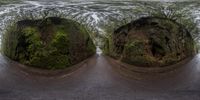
[110,17,194,67]
[2,17,96,69]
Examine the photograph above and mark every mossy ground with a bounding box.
[2,17,96,69]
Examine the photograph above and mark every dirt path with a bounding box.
[0,54,200,100]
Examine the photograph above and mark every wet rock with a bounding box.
[2,17,96,69]
[109,17,195,67]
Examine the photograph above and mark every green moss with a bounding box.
[2,25,18,60]
[110,17,195,67]
[87,38,96,54]
[124,40,146,55]
[122,55,156,67]
[24,25,71,69]
[52,28,69,53]
[2,17,96,70]
[41,27,71,69]
[102,37,110,55]
[102,34,119,59]
[29,53,70,69]
[122,40,157,66]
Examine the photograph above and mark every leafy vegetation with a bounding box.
[106,17,195,67]
[2,17,96,69]
[101,2,199,56]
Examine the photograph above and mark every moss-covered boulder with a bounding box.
[2,17,96,69]
[107,17,195,67]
